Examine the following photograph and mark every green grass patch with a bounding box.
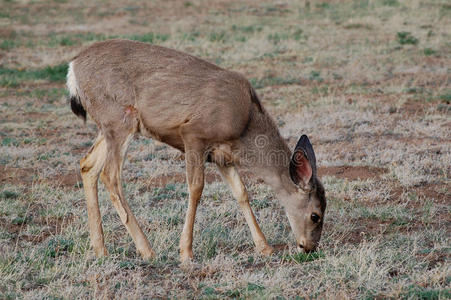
[344,23,372,30]
[0,190,19,200]
[209,31,227,43]
[402,286,450,300]
[118,260,137,270]
[397,32,418,45]
[127,32,170,43]
[423,48,437,56]
[250,76,301,89]
[439,92,451,103]
[1,137,20,147]
[44,237,75,258]
[405,87,424,94]
[267,32,289,45]
[14,87,68,103]
[381,0,399,7]
[281,250,325,263]
[161,215,182,227]
[251,197,271,209]
[151,183,187,201]
[47,32,108,47]
[182,31,200,42]
[0,64,68,87]
[11,215,32,225]
[315,2,331,9]
[309,70,323,82]
[231,24,262,34]
[202,282,265,298]
[0,39,20,50]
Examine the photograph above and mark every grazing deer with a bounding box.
[67,39,326,262]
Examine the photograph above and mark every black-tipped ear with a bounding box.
[289,135,317,186]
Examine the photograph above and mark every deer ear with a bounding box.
[289,135,317,187]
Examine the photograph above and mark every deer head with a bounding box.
[282,135,326,252]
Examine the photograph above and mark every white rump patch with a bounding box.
[66,61,79,97]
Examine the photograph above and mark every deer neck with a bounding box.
[237,112,297,196]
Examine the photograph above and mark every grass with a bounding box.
[2,31,171,50]
[250,76,301,89]
[423,47,437,56]
[9,31,171,50]
[0,39,20,51]
[402,287,451,299]
[0,64,68,87]
[0,0,449,298]
[397,31,419,45]
[128,32,170,43]
[281,251,325,263]
[47,33,108,47]
[0,190,19,200]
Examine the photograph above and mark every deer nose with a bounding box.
[298,243,315,253]
[304,247,314,253]
[298,243,308,253]
[298,238,307,252]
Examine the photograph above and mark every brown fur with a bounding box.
[69,39,326,261]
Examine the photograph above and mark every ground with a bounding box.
[0,0,450,299]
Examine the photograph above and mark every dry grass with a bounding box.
[0,0,450,298]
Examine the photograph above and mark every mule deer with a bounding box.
[67,39,326,262]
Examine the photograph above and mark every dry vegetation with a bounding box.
[0,0,450,298]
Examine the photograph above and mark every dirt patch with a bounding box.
[0,214,76,244]
[416,183,450,204]
[0,166,83,188]
[335,217,411,245]
[53,171,82,188]
[0,166,35,185]
[318,165,388,181]
[336,218,391,245]
[418,251,449,270]
[0,27,16,38]
[338,206,449,246]
[273,243,289,252]
[389,182,450,205]
[22,111,50,120]
[34,127,61,138]
[401,99,426,116]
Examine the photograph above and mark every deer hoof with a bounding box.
[94,247,108,258]
[141,249,157,261]
[259,245,274,256]
[180,249,194,263]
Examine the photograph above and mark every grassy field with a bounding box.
[0,0,450,298]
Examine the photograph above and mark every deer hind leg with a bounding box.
[217,165,273,255]
[100,132,155,260]
[80,133,108,257]
[179,138,205,263]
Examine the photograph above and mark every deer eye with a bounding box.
[311,213,320,223]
